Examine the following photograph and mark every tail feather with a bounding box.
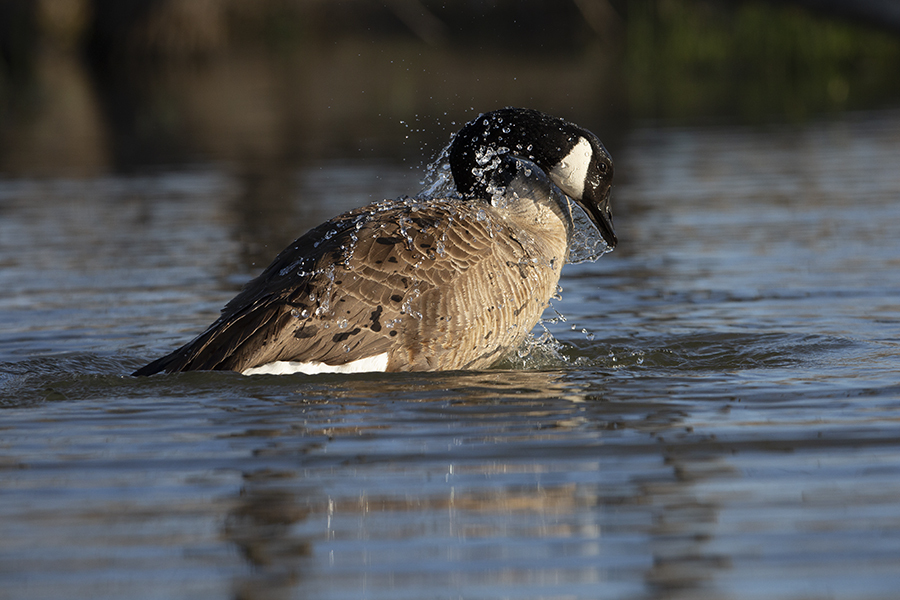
[132,300,293,376]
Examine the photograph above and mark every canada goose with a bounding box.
[133,107,616,376]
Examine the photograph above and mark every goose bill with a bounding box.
[580,187,617,249]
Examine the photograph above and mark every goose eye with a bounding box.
[597,162,609,175]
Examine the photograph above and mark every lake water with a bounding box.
[2,109,900,599]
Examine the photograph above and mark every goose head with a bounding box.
[448,107,617,249]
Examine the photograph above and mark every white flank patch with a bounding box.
[549,136,592,199]
[242,352,389,376]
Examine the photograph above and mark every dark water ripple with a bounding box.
[3,111,900,599]
[3,342,900,599]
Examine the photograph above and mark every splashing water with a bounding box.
[567,203,613,264]
[418,142,458,200]
[502,325,570,370]
[418,138,613,265]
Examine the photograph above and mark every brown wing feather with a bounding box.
[133,208,372,374]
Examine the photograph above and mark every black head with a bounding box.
[448,107,616,248]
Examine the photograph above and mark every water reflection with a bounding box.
[1,48,110,176]
[227,485,313,599]
[2,38,624,177]
[203,370,703,598]
[5,1,900,180]
[642,452,737,598]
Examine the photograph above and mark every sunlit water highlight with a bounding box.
[2,110,900,599]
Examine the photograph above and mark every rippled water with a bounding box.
[2,110,900,599]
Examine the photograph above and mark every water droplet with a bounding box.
[552,285,563,301]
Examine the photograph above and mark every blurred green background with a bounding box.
[1,0,899,178]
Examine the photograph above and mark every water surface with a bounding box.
[2,110,900,599]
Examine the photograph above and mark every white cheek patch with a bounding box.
[549,136,592,199]
[242,352,389,376]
